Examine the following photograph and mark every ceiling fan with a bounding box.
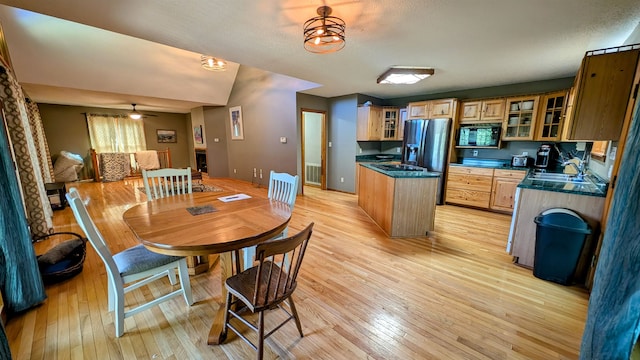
[128,104,157,119]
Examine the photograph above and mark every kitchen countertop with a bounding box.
[356,154,402,163]
[359,162,441,179]
[450,158,529,171]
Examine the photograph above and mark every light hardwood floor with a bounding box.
[6,177,590,359]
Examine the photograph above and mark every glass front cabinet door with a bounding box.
[502,96,540,141]
[535,90,568,141]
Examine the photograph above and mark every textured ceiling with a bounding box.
[0,0,639,114]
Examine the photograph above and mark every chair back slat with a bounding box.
[252,223,313,307]
[66,188,121,284]
[142,167,192,199]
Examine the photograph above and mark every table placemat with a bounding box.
[186,204,218,216]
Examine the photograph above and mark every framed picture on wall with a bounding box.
[194,125,203,144]
[229,106,244,140]
[157,129,177,143]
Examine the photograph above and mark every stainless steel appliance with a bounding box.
[401,118,452,205]
[535,144,553,168]
[511,155,530,167]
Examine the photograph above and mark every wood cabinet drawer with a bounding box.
[446,173,493,192]
[493,169,526,179]
[445,188,491,208]
[448,166,494,177]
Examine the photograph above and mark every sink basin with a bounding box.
[527,172,586,183]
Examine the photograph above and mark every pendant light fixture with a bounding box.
[201,55,227,71]
[129,104,142,120]
[303,6,345,54]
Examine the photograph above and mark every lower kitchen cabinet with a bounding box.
[490,169,526,212]
[445,166,494,208]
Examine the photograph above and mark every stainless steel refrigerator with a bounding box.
[401,118,452,205]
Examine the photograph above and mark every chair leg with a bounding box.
[288,297,304,337]
[107,274,115,311]
[114,287,125,337]
[177,259,194,305]
[221,291,233,343]
[167,268,178,285]
[257,311,265,360]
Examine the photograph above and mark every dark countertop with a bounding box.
[359,162,441,179]
[518,170,608,197]
[356,154,402,163]
[450,158,608,197]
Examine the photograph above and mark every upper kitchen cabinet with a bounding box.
[381,107,399,140]
[502,96,540,141]
[535,90,568,141]
[407,98,457,120]
[567,45,640,140]
[459,99,506,123]
[430,99,457,118]
[407,101,429,119]
[357,105,383,141]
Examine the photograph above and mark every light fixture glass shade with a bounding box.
[377,67,435,84]
[129,104,142,120]
[303,6,345,54]
[201,55,227,71]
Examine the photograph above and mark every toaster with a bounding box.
[511,155,529,167]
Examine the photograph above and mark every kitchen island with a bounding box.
[358,163,440,237]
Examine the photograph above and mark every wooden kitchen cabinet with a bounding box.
[502,95,540,140]
[490,169,526,213]
[357,105,383,141]
[445,166,494,208]
[381,106,399,140]
[535,90,569,141]
[568,47,640,140]
[407,101,429,119]
[407,98,457,120]
[429,98,456,118]
[459,99,506,123]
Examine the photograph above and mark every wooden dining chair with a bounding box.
[65,187,193,337]
[142,167,192,199]
[242,171,299,269]
[222,223,314,359]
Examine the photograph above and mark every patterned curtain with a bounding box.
[87,114,146,153]
[25,98,54,182]
[0,92,47,316]
[0,63,53,237]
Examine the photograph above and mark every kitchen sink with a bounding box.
[527,172,586,183]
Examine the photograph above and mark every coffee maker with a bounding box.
[535,144,553,168]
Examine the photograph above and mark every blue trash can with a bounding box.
[533,208,591,285]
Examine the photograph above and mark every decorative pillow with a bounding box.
[37,238,85,266]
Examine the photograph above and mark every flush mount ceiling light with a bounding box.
[201,55,227,71]
[129,104,142,120]
[303,6,346,54]
[377,67,435,85]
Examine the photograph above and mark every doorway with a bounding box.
[301,109,327,191]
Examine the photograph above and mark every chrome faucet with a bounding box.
[562,160,586,181]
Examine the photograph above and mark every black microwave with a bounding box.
[457,125,501,147]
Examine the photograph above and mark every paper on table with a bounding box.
[218,193,252,202]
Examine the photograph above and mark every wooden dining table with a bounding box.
[122,190,292,345]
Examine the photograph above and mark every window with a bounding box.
[87,114,147,153]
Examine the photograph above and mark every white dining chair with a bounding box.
[242,171,299,270]
[142,167,192,199]
[65,187,193,337]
